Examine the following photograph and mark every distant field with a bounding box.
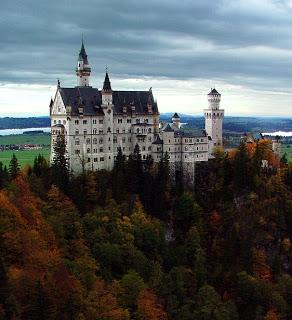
[0,134,50,146]
[0,148,50,168]
[281,144,292,162]
[0,133,51,167]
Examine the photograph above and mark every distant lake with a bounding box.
[263,131,292,137]
[0,127,51,136]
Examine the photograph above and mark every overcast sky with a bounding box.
[1,0,292,116]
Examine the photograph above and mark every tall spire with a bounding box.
[79,38,88,64]
[102,70,112,92]
[76,39,91,87]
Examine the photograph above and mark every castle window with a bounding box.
[144,119,148,123]
[83,120,87,124]
[109,137,111,141]
[129,129,131,133]
[118,119,122,124]
[127,119,131,123]
[75,139,80,146]
[123,128,125,133]
[54,120,56,124]
[100,157,104,161]
[88,158,90,162]
[107,127,111,133]
[113,136,117,143]
[99,119,103,124]
[83,130,87,135]
[87,148,90,153]
[86,138,90,144]
[142,146,146,151]
[136,119,140,123]
[93,138,97,144]
[109,156,111,160]
[148,128,151,133]
[75,130,79,135]
[93,119,97,124]
[100,147,103,152]
[58,120,61,124]
[94,158,98,162]
[109,147,111,151]
[99,139,103,144]
[75,120,79,125]
[185,147,188,151]
[137,128,140,133]
[143,155,146,159]
[117,129,119,134]
[93,129,97,134]
[148,146,151,151]
[122,137,126,143]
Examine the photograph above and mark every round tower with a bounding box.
[204,88,224,151]
[208,88,221,110]
[76,40,91,87]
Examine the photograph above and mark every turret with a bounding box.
[101,71,112,105]
[172,112,180,129]
[208,88,221,110]
[204,88,224,152]
[76,40,91,87]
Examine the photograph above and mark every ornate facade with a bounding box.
[50,42,225,184]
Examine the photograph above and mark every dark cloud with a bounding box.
[1,0,292,93]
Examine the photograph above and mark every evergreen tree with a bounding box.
[51,133,69,191]
[112,147,127,201]
[280,152,288,165]
[0,162,9,189]
[32,154,49,177]
[8,154,20,179]
[126,144,143,194]
[233,141,251,190]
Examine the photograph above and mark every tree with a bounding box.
[32,154,49,177]
[51,133,69,191]
[137,289,168,320]
[0,162,9,189]
[8,154,20,179]
[233,141,251,190]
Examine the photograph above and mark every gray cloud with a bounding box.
[1,0,292,94]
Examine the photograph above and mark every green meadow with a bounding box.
[0,134,50,167]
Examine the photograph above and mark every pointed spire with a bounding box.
[102,70,112,92]
[79,38,88,64]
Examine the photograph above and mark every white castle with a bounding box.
[50,42,224,184]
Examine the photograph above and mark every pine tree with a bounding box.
[8,154,20,179]
[51,133,69,191]
[0,162,9,189]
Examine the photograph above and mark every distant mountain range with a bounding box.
[0,115,292,134]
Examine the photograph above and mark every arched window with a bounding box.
[86,138,90,144]
[93,138,97,144]
[148,128,151,133]
[93,128,97,134]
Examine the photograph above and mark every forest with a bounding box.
[1,136,292,319]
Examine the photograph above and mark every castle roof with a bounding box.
[162,123,174,132]
[172,112,180,119]
[152,135,163,145]
[208,88,220,95]
[79,41,88,64]
[102,71,112,92]
[174,129,207,138]
[58,86,159,116]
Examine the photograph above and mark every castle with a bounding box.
[50,42,224,184]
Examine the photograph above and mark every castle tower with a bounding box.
[172,112,180,129]
[76,40,91,87]
[101,71,114,170]
[204,88,224,151]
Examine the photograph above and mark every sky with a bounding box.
[1,0,292,117]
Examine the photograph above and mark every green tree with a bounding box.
[8,154,20,179]
[51,133,69,191]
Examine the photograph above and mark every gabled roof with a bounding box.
[57,86,159,116]
[172,112,180,119]
[208,88,220,95]
[162,123,174,132]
